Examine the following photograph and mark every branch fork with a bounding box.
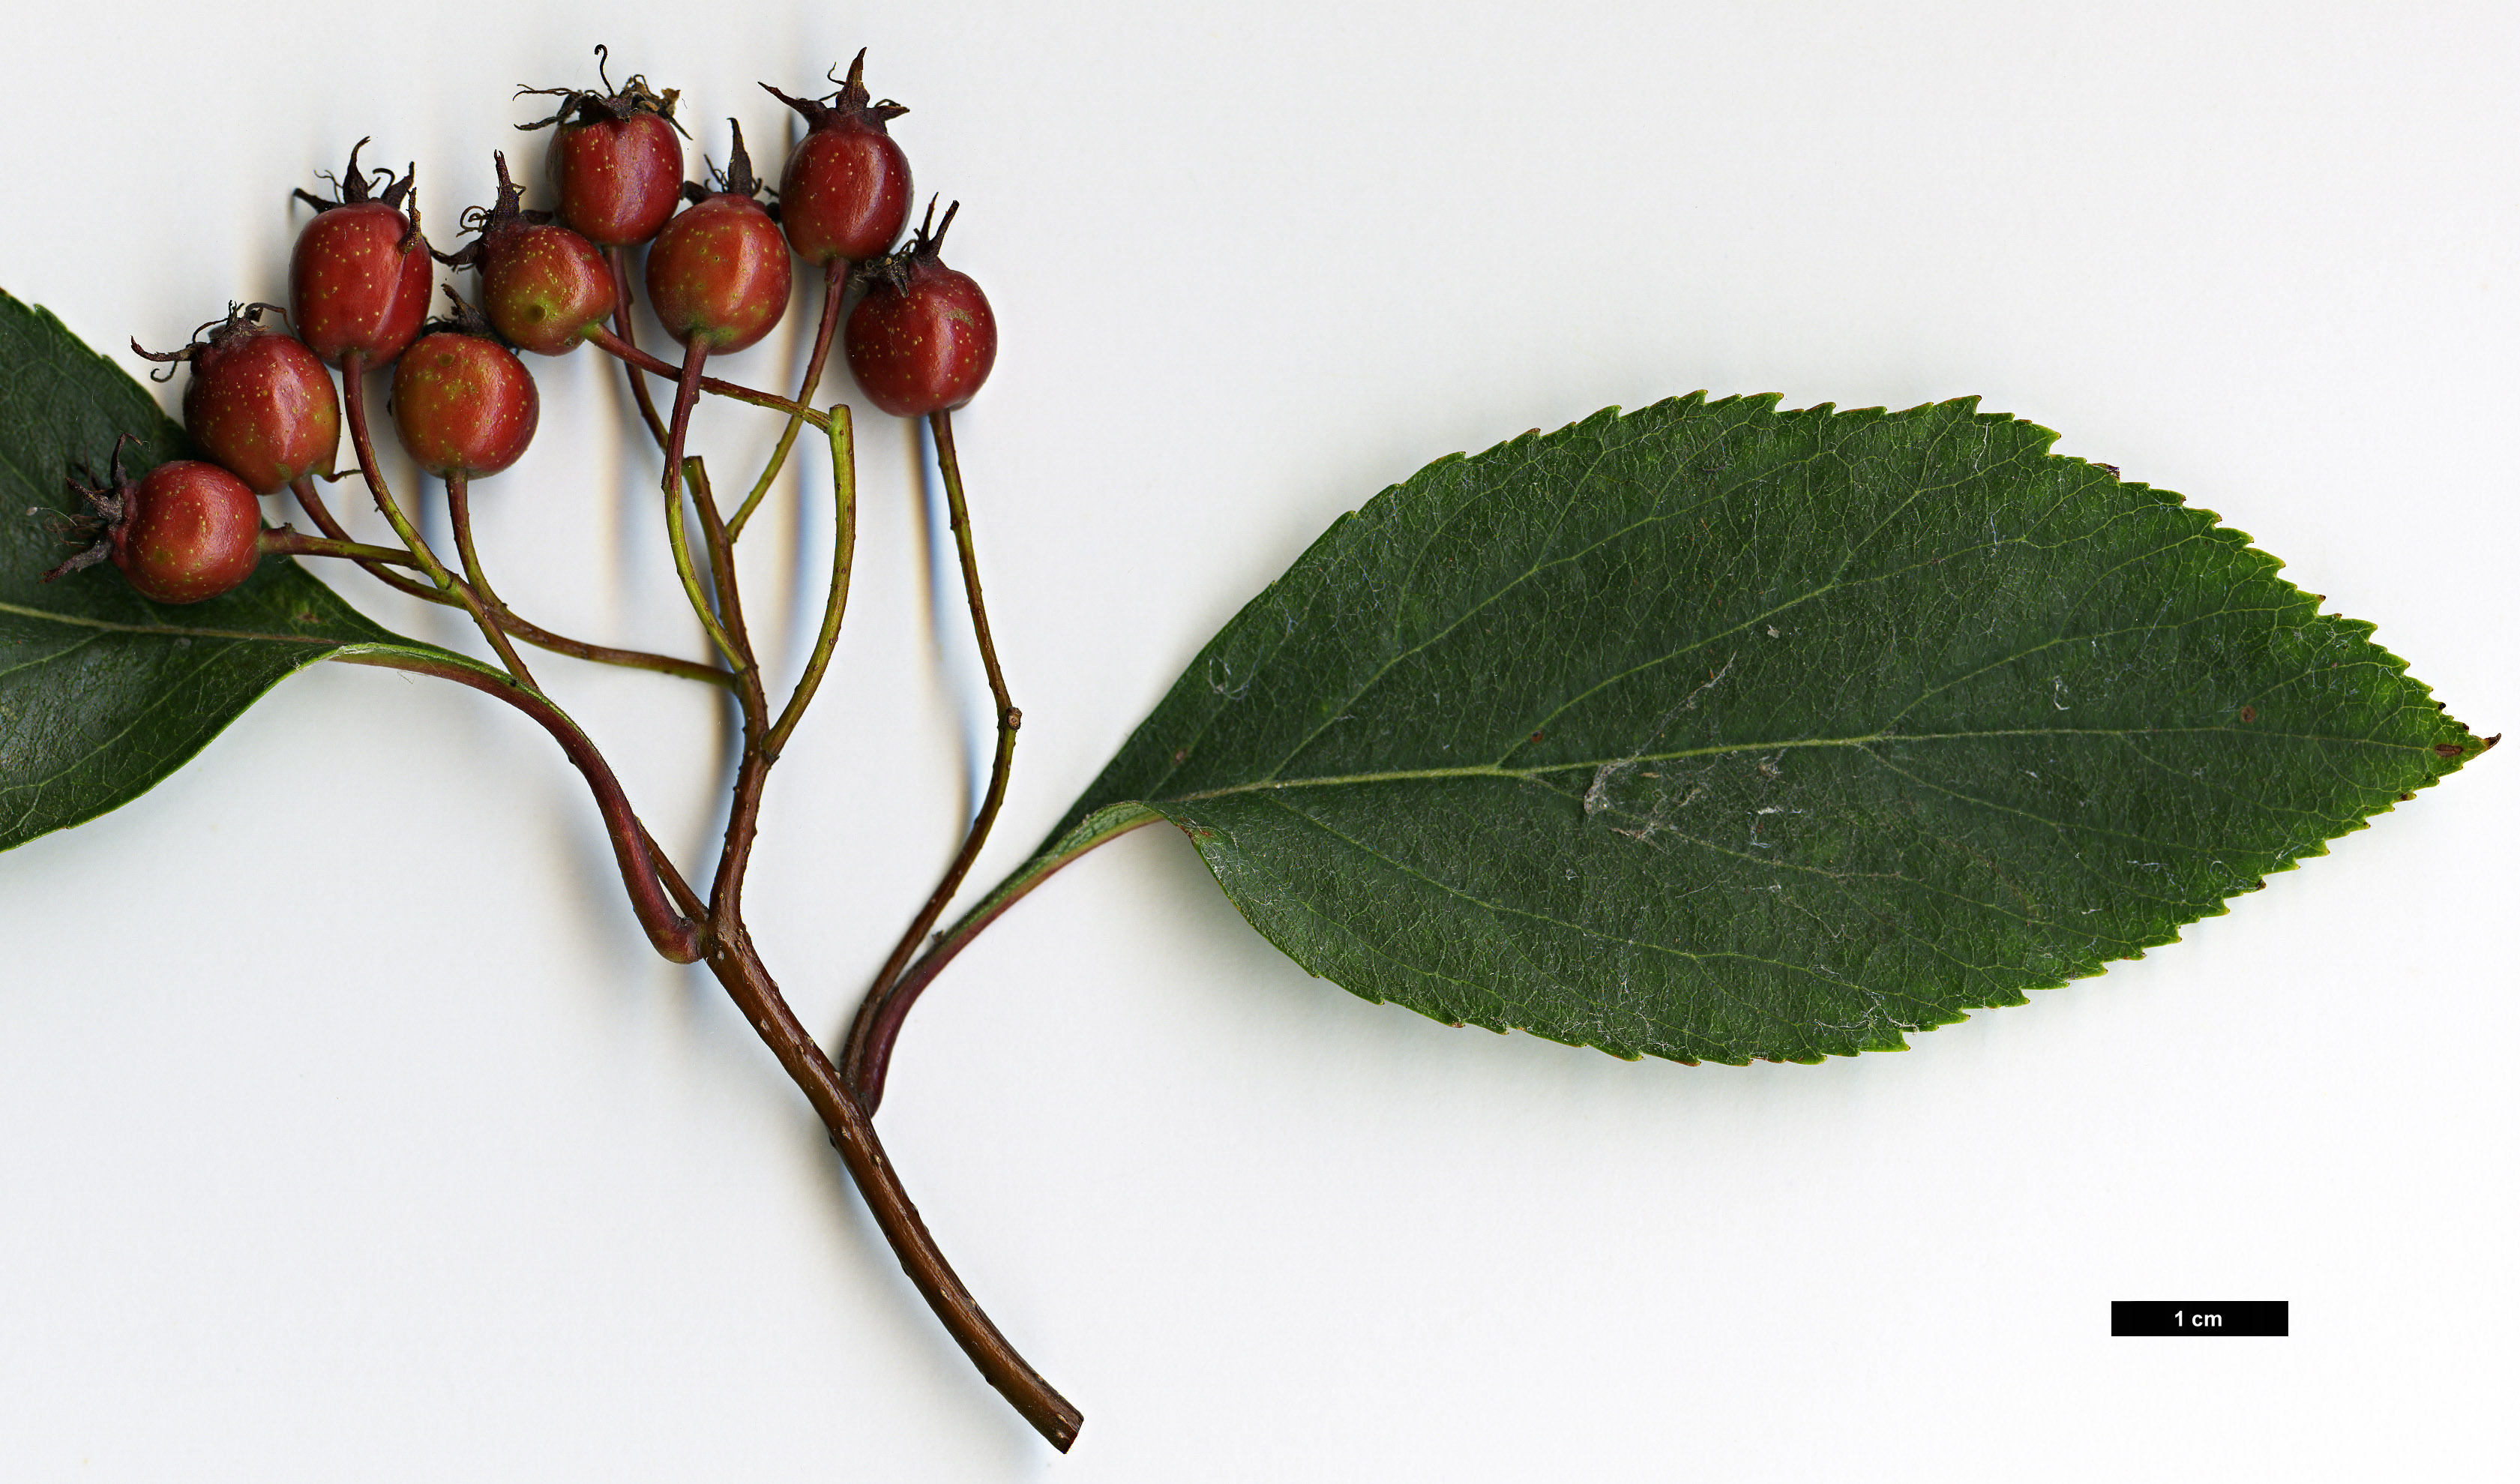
[302,301,1073,1448]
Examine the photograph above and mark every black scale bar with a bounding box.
[2111,1301,2288,1336]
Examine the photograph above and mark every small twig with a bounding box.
[330,648,706,964]
[730,259,848,541]
[286,476,732,688]
[445,471,539,690]
[587,325,832,429]
[842,410,1021,1102]
[703,931,1081,1450]
[765,407,858,757]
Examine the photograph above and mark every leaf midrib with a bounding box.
[0,598,349,647]
[1161,724,2429,804]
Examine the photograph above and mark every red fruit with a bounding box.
[440,152,618,355]
[133,303,340,493]
[391,323,541,478]
[40,444,265,605]
[520,51,687,247]
[644,121,792,353]
[289,139,435,367]
[115,461,265,603]
[763,51,912,266]
[845,201,996,418]
[486,223,617,354]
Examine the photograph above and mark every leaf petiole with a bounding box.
[845,802,1165,1110]
[842,410,1027,1105]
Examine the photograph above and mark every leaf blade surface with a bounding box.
[1029,395,2487,1063]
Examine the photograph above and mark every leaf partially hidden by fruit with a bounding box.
[0,289,461,851]
[1015,395,2489,1065]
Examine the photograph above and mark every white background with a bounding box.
[1,2,2513,1478]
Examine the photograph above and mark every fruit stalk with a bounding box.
[684,454,775,923]
[443,471,538,687]
[330,648,704,963]
[288,475,732,687]
[764,406,857,756]
[730,259,849,541]
[340,357,537,685]
[257,526,421,568]
[585,324,831,427]
[843,409,1020,1099]
[603,245,671,449]
[657,344,744,670]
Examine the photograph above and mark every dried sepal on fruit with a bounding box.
[645,120,793,353]
[845,198,996,418]
[436,152,618,355]
[517,46,688,248]
[130,302,340,493]
[288,139,436,367]
[763,49,914,267]
[39,436,265,604]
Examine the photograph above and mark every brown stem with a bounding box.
[288,475,732,688]
[682,455,778,925]
[729,259,848,541]
[703,931,1082,1451]
[338,628,1075,1448]
[642,820,708,922]
[841,410,1021,1102]
[445,472,539,690]
[606,244,670,451]
[665,396,1073,1448]
[330,647,706,964]
[588,325,832,429]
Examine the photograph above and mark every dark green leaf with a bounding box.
[0,289,459,852]
[1017,395,2492,1065]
